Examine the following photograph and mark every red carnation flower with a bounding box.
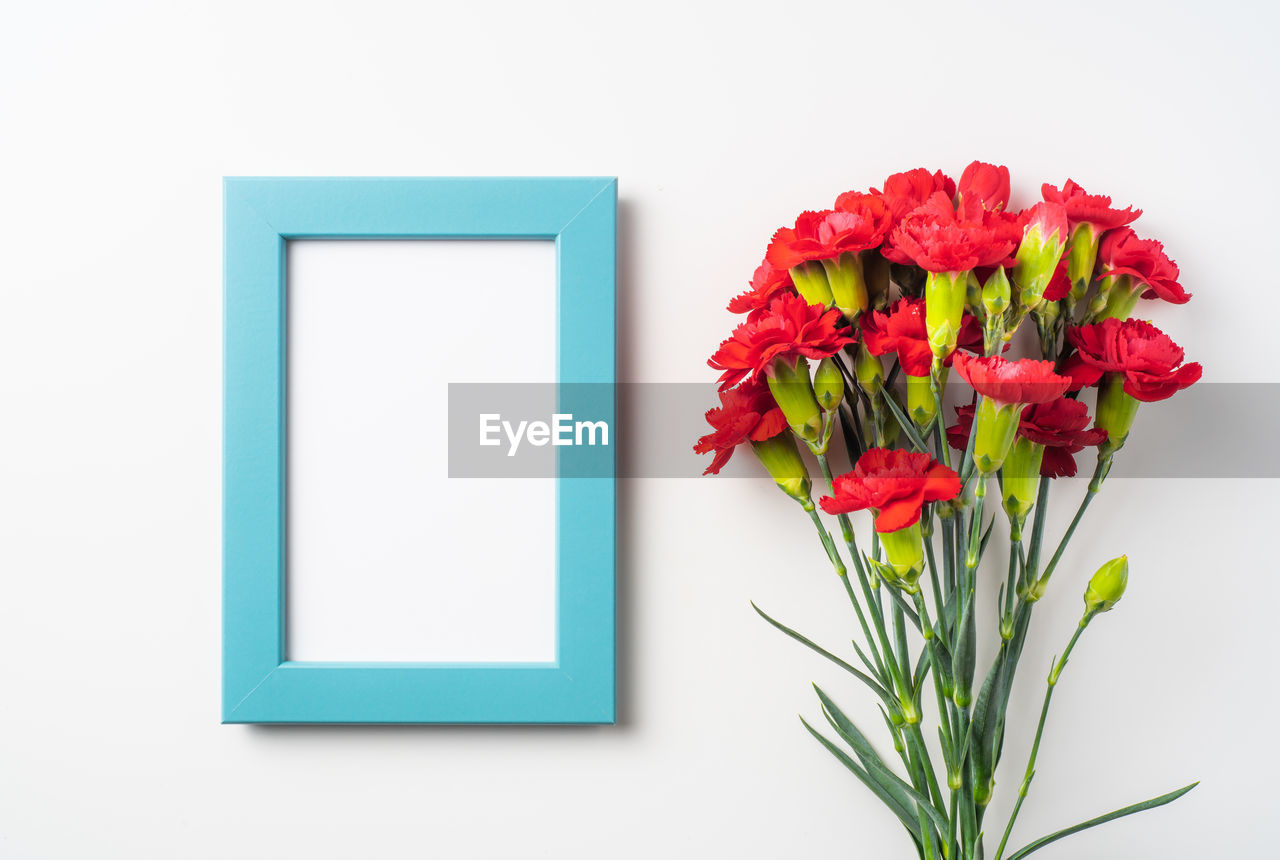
[946,398,1108,478]
[957,160,1011,213]
[883,192,1021,272]
[765,204,892,271]
[693,378,789,475]
[727,259,796,317]
[1019,398,1109,478]
[874,168,956,222]
[860,298,982,377]
[1096,226,1191,305]
[1064,318,1202,401]
[820,448,962,533]
[707,294,857,389]
[1041,179,1141,233]
[952,352,1072,407]
[1042,260,1071,302]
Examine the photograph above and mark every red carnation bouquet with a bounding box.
[696,163,1201,860]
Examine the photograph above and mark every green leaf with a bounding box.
[850,639,881,681]
[880,386,930,453]
[1006,782,1199,860]
[967,654,1004,801]
[912,648,930,693]
[838,399,865,464]
[951,598,976,702]
[799,716,924,846]
[814,686,950,837]
[878,704,906,754]
[978,515,997,563]
[936,726,954,768]
[751,602,894,705]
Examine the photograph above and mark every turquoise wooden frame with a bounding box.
[223,177,616,724]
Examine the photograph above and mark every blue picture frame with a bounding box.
[223,177,616,724]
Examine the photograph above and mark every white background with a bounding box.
[1,1,1277,858]
[287,240,557,663]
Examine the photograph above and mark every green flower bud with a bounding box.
[971,395,1022,474]
[749,433,812,502]
[767,357,824,447]
[1066,223,1100,300]
[1095,373,1140,456]
[982,266,1011,318]
[924,270,968,360]
[1084,555,1129,614]
[854,343,884,396]
[821,252,869,322]
[907,374,938,427]
[1002,436,1044,539]
[877,521,925,591]
[788,260,834,308]
[863,251,892,310]
[1013,206,1068,311]
[813,357,845,413]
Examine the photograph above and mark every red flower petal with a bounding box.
[708,294,856,389]
[820,448,961,533]
[958,161,1011,212]
[1066,318,1200,402]
[952,352,1071,406]
[693,378,787,474]
[1097,227,1191,305]
[1041,179,1141,233]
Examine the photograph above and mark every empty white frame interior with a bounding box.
[286,239,557,663]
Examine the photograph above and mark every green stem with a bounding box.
[931,370,951,469]
[994,611,1099,860]
[947,790,959,860]
[1037,458,1107,586]
[816,452,903,695]
[1021,476,1051,594]
[801,499,844,576]
[802,499,890,685]
[912,590,955,757]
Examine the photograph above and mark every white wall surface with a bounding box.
[1,1,1276,858]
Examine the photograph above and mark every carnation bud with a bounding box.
[1001,436,1044,539]
[788,260,835,308]
[907,374,938,427]
[863,251,892,310]
[821,252,869,322]
[1066,223,1100,300]
[876,522,925,591]
[749,433,812,503]
[971,395,1022,474]
[854,343,884,396]
[982,266,1011,318]
[813,357,845,413]
[766,357,824,447]
[924,270,968,360]
[1084,555,1129,614]
[1013,202,1069,312]
[1094,373,1140,456]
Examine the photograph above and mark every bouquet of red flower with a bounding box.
[696,163,1201,860]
